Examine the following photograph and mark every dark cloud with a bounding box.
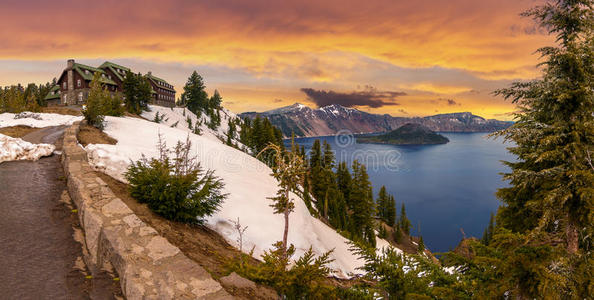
[398,109,408,114]
[300,86,405,108]
[434,98,461,106]
[273,98,283,103]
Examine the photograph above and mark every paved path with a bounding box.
[0,126,121,299]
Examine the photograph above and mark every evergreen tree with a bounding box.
[181,71,208,116]
[309,140,327,209]
[417,236,425,253]
[386,195,396,228]
[258,143,307,258]
[376,186,396,226]
[393,225,403,244]
[336,161,352,208]
[302,176,314,214]
[82,72,123,128]
[350,160,376,245]
[494,0,594,257]
[122,71,151,114]
[210,89,222,109]
[226,117,236,146]
[481,212,495,245]
[399,203,411,235]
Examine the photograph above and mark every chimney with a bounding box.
[147,71,152,76]
[67,59,75,69]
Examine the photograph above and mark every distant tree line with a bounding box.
[0,81,55,113]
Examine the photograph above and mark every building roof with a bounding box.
[146,73,176,92]
[99,61,131,82]
[44,85,61,100]
[73,62,117,85]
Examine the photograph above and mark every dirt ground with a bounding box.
[77,123,118,146]
[94,172,276,299]
[0,125,40,138]
[95,172,251,278]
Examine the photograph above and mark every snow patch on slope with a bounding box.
[141,105,243,147]
[85,116,372,277]
[0,112,82,128]
[0,133,55,163]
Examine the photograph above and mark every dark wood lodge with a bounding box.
[50,59,176,107]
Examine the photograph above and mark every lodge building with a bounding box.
[45,59,176,107]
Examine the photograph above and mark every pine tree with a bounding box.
[417,236,425,253]
[309,140,327,210]
[210,89,222,109]
[393,225,403,243]
[481,213,495,245]
[122,71,151,114]
[350,160,376,245]
[386,195,396,227]
[258,143,307,258]
[181,71,208,116]
[336,161,352,208]
[376,186,390,225]
[399,203,411,235]
[494,0,594,256]
[226,118,236,146]
[302,176,314,213]
[82,73,106,128]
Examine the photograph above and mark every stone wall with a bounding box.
[61,122,232,299]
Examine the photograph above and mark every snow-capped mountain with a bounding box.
[239,103,513,137]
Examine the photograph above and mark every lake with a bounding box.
[288,132,515,253]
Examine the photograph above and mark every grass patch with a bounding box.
[77,123,117,147]
[41,106,81,116]
[0,125,39,138]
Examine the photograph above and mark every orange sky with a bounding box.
[0,0,553,119]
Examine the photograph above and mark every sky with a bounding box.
[0,0,553,119]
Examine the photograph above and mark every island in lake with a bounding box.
[357,123,450,145]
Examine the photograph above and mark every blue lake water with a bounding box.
[288,133,515,253]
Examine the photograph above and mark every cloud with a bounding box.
[300,86,405,108]
[398,109,408,114]
[441,98,461,106]
[431,98,462,106]
[273,98,283,103]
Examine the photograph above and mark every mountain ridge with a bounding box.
[239,103,513,137]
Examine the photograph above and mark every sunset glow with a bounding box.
[0,0,553,119]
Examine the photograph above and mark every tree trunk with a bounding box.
[566,217,579,254]
[282,190,290,259]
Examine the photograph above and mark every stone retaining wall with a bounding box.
[61,122,232,299]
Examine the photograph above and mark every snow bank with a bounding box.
[0,112,82,128]
[85,116,367,277]
[0,133,55,163]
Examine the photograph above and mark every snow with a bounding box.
[0,133,55,163]
[0,112,82,128]
[85,115,372,277]
[141,105,244,148]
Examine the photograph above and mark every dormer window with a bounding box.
[85,70,90,75]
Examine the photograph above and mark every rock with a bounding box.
[146,236,180,261]
[219,272,279,300]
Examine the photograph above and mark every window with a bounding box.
[78,92,83,103]
[85,70,90,75]
[77,79,81,87]
[63,82,67,89]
